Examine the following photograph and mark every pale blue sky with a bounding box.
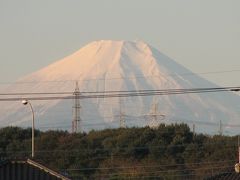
[0,0,240,86]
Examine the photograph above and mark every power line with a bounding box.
[92,168,233,179]
[0,86,239,96]
[0,69,240,85]
[0,86,239,101]
[88,165,233,176]
[6,114,240,130]
[2,141,238,154]
[65,160,235,172]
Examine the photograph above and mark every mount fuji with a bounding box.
[0,40,239,134]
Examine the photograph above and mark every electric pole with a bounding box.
[219,120,223,136]
[193,123,195,136]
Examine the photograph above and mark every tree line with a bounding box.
[0,124,238,179]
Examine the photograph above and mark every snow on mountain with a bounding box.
[0,40,239,134]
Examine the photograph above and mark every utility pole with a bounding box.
[219,120,223,136]
[72,81,82,133]
[235,135,240,173]
[238,135,240,163]
[193,124,195,135]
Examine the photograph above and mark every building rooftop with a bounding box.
[0,158,71,180]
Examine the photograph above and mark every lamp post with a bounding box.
[232,88,240,173]
[22,100,35,158]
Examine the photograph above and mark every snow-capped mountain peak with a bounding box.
[1,40,240,134]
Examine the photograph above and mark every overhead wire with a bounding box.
[92,169,234,179]
[12,113,240,130]
[87,165,233,176]
[0,86,239,95]
[0,69,240,85]
[64,160,236,171]
[0,86,239,101]
[0,72,239,177]
[0,86,239,133]
[2,141,238,155]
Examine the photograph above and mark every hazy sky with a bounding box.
[0,0,240,86]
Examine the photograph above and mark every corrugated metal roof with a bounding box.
[205,168,239,180]
[0,159,71,180]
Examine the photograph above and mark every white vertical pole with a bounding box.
[238,135,240,163]
[28,102,35,158]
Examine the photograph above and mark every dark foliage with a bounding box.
[0,124,237,179]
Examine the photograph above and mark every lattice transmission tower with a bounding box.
[114,98,127,128]
[145,102,165,128]
[119,99,126,128]
[72,81,82,133]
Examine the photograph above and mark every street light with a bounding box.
[235,135,240,173]
[22,99,35,158]
[234,90,240,173]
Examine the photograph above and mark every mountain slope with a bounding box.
[0,40,239,134]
